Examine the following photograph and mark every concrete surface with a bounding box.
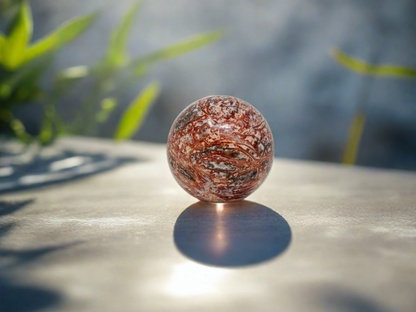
[0,137,416,312]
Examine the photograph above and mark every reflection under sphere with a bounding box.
[167,95,274,202]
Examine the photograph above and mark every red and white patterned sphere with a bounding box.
[167,95,274,203]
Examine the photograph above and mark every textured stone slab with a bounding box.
[0,137,415,312]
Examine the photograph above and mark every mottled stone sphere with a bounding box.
[167,95,274,203]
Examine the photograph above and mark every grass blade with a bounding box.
[106,1,141,68]
[96,97,117,123]
[2,57,51,95]
[2,0,32,69]
[24,12,97,64]
[3,113,32,143]
[331,48,416,78]
[115,81,160,140]
[132,30,224,74]
[57,65,89,80]
[39,116,53,145]
[53,65,89,97]
[0,33,6,63]
[342,111,366,165]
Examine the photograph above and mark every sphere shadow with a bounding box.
[174,200,291,267]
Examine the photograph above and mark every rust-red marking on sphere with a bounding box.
[167,95,274,202]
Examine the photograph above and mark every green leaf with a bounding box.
[0,83,12,98]
[106,1,141,68]
[52,66,90,98]
[342,111,366,165]
[57,65,89,80]
[5,0,26,35]
[3,57,51,93]
[10,117,32,143]
[0,33,6,63]
[0,57,51,110]
[0,0,19,18]
[2,0,32,69]
[23,12,97,65]
[39,116,53,145]
[132,30,224,74]
[0,109,13,123]
[53,112,66,137]
[331,48,416,78]
[96,97,117,123]
[115,81,160,140]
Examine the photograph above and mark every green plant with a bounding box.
[67,1,223,140]
[331,48,416,165]
[0,0,223,146]
[0,0,23,18]
[0,0,96,143]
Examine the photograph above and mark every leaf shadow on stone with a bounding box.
[0,199,35,217]
[174,200,292,267]
[0,199,80,312]
[310,284,394,312]
[0,150,138,194]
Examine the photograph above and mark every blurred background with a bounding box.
[2,0,416,170]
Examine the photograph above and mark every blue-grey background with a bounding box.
[22,0,416,170]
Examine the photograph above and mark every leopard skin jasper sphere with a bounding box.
[167,95,274,203]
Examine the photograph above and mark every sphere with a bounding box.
[167,95,274,203]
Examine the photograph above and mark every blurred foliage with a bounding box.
[0,0,23,18]
[341,112,366,165]
[332,49,416,79]
[115,81,160,140]
[331,48,416,165]
[0,0,223,146]
[0,0,95,144]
